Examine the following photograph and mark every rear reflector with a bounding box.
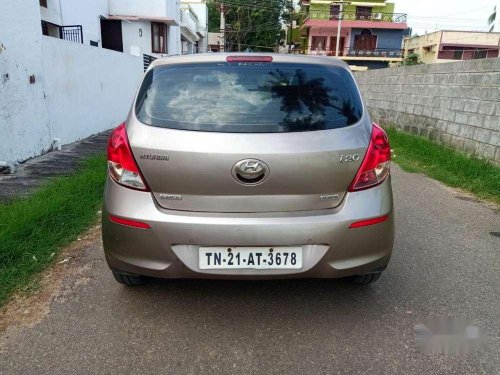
[109,215,151,229]
[349,215,389,229]
[226,56,273,63]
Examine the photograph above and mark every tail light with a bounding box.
[107,123,149,191]
[348,123,391,192]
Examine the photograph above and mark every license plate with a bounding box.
[199,247,303,270]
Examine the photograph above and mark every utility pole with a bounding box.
[333,1,350,57]
[220,2,225,52]
[288,0,293,53]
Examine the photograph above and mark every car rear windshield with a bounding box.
[135,61,363,133]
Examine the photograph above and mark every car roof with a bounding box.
[149,53,351,70]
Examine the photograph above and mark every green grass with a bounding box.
[386,127,500,204]
[0,154,107,307]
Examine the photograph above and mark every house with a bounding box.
[179,3,201,54]
[105,0,182,57]
[181,0,209,54]
[39,0,209,60]
[39,0,108,46]
[404,31,500,64]
[208,32,224,52]
[299,0,410,70]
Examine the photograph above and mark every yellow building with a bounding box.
[404,30,500,64]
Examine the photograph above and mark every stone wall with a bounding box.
[354,58,500,165]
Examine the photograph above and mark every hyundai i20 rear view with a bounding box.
[102,54,394,286]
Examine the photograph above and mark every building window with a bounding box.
[354,29,377,51]
[453,48,464,60]
[330,5,340,20]
[311,36,327,51]
[40,0,48,7]
[473,50,487,59]
[356,6,372,20]
[152,22,167,54]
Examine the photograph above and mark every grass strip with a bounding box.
[0,154,107,307]
[386,127,500,204]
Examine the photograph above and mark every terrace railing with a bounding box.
[41,21,83,44]
[308,11,407,23]
[308,47,403,58]
[59,25,83,44]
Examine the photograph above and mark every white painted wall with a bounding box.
[0,0,144,163]
[59,0,109,46]
[169,26,182,55]
[1,0,51,163]
[109,0,167,17]
[122,20,152,56]
[39,0,63,25]
[41,37,143,148]
[121,21,181,56]
[166,0,181,22]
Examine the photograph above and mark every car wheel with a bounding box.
[112,271,144,286]
[348,272,382,285]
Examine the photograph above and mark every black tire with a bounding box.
[348,272,382,285]
[112,271,144,286]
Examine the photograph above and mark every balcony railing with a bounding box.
[308,47,403,59]
[308,10,407,23]
[41,21,83,43]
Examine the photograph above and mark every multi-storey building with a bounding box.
[181,0,209,54]
[38,0,209,62]
[404,30,500,64]
[299,0,410,70]
[39,0,108,46]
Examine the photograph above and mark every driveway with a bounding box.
[0,166,498,375]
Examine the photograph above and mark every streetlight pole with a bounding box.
[220,2,225,52]
[288,0,293,53]
[333,1,350,57]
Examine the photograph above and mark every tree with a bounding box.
[208,0,220,32]
[402,53,422,66]
[207,0,287,52]
[488,6,496,32]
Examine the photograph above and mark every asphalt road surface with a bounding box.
[0,166,498,375]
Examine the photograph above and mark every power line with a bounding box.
[213,0,285,12]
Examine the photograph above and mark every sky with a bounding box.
[393,0,499,35]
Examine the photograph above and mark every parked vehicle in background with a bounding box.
[102,53,394,286]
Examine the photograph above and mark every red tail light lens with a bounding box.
[348,123,391,192]
[107,123,149,191]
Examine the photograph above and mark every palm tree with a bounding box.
[488,6,496,32]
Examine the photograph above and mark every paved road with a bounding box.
[0,166,499,374]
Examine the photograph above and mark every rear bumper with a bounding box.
[102,176,394,279]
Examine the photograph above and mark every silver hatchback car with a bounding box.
[102,54,394,286]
